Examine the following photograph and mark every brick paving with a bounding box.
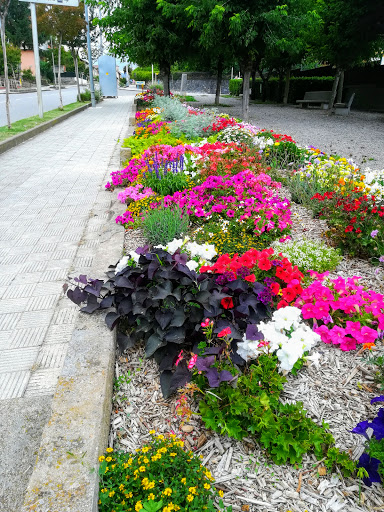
[0,90,133,509]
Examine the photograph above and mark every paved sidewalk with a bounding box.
[0,90,134,510]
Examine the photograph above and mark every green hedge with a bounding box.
[133,68,159,82]
[229,76,334,103]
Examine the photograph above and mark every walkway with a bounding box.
[0,90,134,511]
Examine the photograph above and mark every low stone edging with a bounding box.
[0,103,91,156]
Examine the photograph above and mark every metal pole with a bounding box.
[84,0,96,107]
[30,2,43,118]
[151,63,154,84]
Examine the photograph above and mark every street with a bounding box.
[0,86,84,127]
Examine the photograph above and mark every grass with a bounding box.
[0,101,87,142]
[201,103,233,108]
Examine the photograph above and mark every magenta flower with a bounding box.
[345,320,361,338]
[328,326,347,345]
[188,354,198,369]
[354,325,378,345]
[226,209,235,218]
[314,325,332,344]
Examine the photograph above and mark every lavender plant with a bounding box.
[142,153,189,196]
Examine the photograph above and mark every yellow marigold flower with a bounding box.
[109,491,115,497]
[170,452,177,457]
[147,493,155,501]
[157,434,165,440]
[125,492,133,498]
[139,466,146,472]
[119,484,125,491]
[143,457,149,464]
[106,447,114,453]
[99,456,105,462]
[142,446,150,453]
[106,457,112,462]
[105,467,109,473]
[186,494,194,502]
[111,464,116,469]
[218,490,224,497]
[135,501,143,511]
[101,488,108,493]
[181,478,186,484]
[188,486,197,495]
[204,483,211,490]
[163,487,172,496]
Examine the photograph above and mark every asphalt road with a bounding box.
[0,86,83,127]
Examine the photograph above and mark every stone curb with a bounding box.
[0,103,91,156]
[21,113,130,512]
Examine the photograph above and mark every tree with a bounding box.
[315,0,384,110]
[159,0,234,106]
[5,0,32,48]
[37,3,85,107]
[0,0,11,129]
[0,41,20,76]
[88,0,197,95]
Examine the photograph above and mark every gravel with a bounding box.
[192,94,384,169]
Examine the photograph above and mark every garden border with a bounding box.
[0,102,91,155]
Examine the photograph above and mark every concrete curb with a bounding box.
[21,112,130,512]
[0,103,91,155]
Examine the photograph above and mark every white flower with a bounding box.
[257,321,287,351]
[166,238,184,254]
[186,260,198,271]
[236,338,264,361]
[115,256,129,274]
[128,250,140,264]
[276,338,305,371]
[272,306,302,330]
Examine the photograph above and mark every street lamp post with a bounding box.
[84,0,96,107]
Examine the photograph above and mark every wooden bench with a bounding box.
[334,92,355,115]
[296,91,332,109]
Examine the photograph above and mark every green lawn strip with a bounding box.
[0,101,88,142]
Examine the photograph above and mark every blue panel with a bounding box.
[98,55,118,97]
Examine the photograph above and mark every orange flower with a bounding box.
[362,342,375,351]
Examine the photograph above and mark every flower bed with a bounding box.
[67,93,384,509]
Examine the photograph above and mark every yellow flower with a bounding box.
[99,456,105,462]
[106,457,112,462]
[109,490,115,498]
[119,484,125,491]
[218,490,224,497]
[142,446,150,453]
[125,492,133,498]
[101,488,108,493]
[106,447,114,453]
[204,483,211,490]
[181,478,186,484]
[188,486,197,495]
[163,488,172,496]
[186,494,194,502]
[139,466,146,472]
[135,501,143,511]
[147,493,155,501]
[157,434,165,441]
[170,452,177,457]
[143,457,149,464]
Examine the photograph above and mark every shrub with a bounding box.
[228,79,243,96]
[271,238,342,274]
[80,88,102,103]
[142,205,189,246]
[98,436,231,511]
[22,68,35,83]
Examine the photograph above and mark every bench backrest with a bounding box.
[303,91,332,101]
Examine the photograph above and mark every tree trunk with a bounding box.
[250,69,256,101]
[0,16,11,129]
[283,68,290,105]
[58,34,63,109]
[51,38,57,86]
[160,62,171,96]
[336,69,344,104]
[328,67,341,113]
[241,63,252,123]
[215,60,223,106]
[72,49,81,101]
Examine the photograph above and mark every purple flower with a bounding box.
[351,420,370,440]
[358,453,382,486]
[371,396,384,404]
[379,256,384,263]
[370,408,384,440]
[371,230,379,238]
[223,271,236,282]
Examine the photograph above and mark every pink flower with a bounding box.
[354,326,378,345]
[175,350,183,367]
[328,326,347,345]
[339,336,357,351]
[301,303,317,320]
[218,327,231,338]
[201,318,211,328]
[226,209,235,218]
[345,321,361,338]
[314,325,332,344]
[188,354,198,369]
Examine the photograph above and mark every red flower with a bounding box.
[244,274,256,283]
[218,327,231,338]
[221,297,234,309]
[345,225,354,232]
[277,300,289,309]
[258,258,272,271]
[282,287,297,302]
[270,282,280,295]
